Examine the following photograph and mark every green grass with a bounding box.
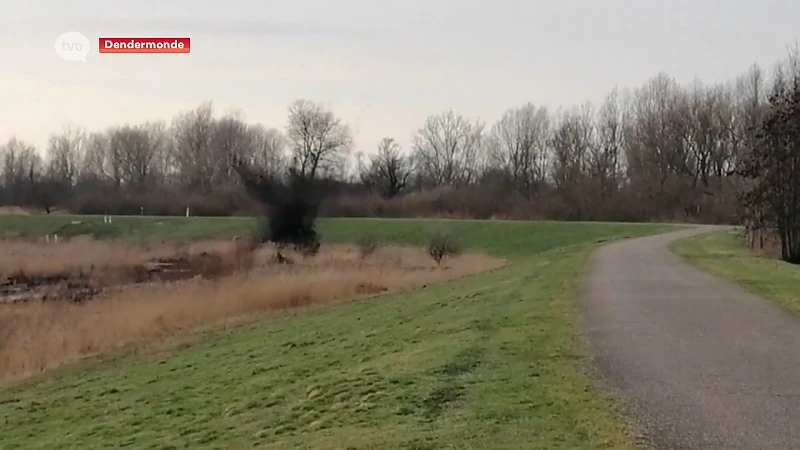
[0,216,679,449]
[0,215,255,241]
[0,215,662,256]
[673,230,800,314]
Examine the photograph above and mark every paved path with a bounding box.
[581,227,800,450]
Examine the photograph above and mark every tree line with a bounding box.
[2,49,799,260]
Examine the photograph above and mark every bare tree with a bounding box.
[547,105,597,218]
[1,137,41,205]
[286,99,352,180]
[212,110,252,186]
[551,105,594,188]
[732,64,769,236]
[733,64,768,162]
[708,85,737,181]
[46,125,86,187]
[5,50,800,223]
[487,103,550,199]
[144,121,173,186]
[1,137,64,213]
[624,73,691,199]
[589,89,626,199]
[737,50,800,263]
[412,110,484,187]
[106,124,163,191]
[171,101,216,192]
[359,137,412,198]
[248,125,287,178]
[80,132,109,183]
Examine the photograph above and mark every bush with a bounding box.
[356,233,380,259]
[236,164,322,255]
[427,231,462,265]
[255,200,320,251]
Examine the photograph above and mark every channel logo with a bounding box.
[55,31,90,62]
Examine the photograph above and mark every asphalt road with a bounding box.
[581,227,800,450]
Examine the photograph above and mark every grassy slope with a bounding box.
[673,230,800,313]
[0,217,677,449]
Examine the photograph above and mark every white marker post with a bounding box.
[186,207,190,218]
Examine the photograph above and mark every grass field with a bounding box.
[673,230,800,314]
[0,216,678,449]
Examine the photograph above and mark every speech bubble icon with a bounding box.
[54,31,90,62]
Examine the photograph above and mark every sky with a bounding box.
[1,0,799,156]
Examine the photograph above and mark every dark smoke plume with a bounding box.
[232,158,321,253]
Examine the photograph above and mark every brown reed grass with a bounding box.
[0,239,504,382]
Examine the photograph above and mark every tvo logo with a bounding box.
[55,32,90,62]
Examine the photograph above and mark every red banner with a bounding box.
[99,38,191,54]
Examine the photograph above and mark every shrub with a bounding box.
[235,163,322,255]
[427,231,462,265]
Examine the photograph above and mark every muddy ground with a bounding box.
[0,251,233,304]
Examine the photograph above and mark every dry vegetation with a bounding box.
[0,206,32,215]
[0,236,504,382]
[0,236,234,276]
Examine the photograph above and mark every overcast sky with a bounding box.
[1,0,799,154]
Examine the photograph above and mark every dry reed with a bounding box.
[0,236,234,276]
[0,240,504,382]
